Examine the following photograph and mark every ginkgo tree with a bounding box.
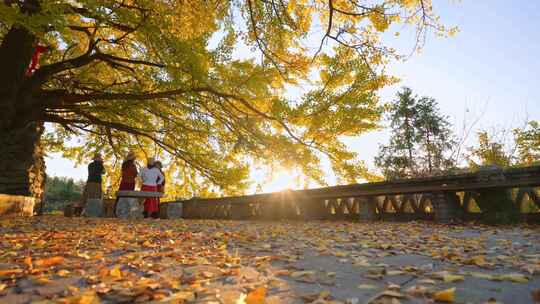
[0,0,453,199]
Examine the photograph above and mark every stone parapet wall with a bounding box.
[0,194,35,217]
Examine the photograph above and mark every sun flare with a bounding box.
[261,169,301,193]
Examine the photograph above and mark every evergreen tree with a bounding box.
[375,87,456,179]
[414,96,456,175]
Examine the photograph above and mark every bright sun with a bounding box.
[261,169,300,193]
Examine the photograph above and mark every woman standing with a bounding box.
[140,158,164,218]
[119,151,138,191]
[113,151,139,217]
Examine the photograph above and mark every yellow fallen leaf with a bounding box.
[291,271,315,278]
[443,274,464,283]
[405,285,430,297]
[265,295,283,304]
[71,290,100,304]
[221,290,246,304]
[357,284,378,290]
[380,290,406,298]
[465,255,486,267]
[433,287,455,302]
[33,277,53,285]
[334,251,348,257]
[163,291,196,302]
[246,287,266,304]
[500,273,529,283]
[0,283,6,291]
[110,266,122,280]
[387,270,405,276]
[469,272,494,280]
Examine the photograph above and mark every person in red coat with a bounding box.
[119,151,138,191]
[113,151,139,216]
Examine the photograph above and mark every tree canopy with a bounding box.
[0,0,453,197]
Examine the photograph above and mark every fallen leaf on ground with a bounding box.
[34,256,64,267]
[109,266,122,280]
[358,284,378,290]
[0,268,23,276]
[532,289,540,302]
[405,285,430,297]
[433,287,455,303]
[246,287,266,304]
[468,272,494,280]
[291,271,315,278]
[499,273,529,283]
[443,274,464,283]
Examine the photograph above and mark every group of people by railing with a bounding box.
[82,151,165,218]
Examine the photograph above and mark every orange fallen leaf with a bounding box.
[433,287,455,302]
[0,268,23,276]
[34,256,64,267]
[246,287,266,304]
[24,256,33,269]
[531,289,540,302]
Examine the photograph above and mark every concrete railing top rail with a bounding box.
[177,165,540,204]
[117,190,164,198]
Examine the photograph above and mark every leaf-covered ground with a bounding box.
[1,216,539,304]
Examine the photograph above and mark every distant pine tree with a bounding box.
[375,87,457,180]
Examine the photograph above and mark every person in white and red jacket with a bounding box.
[140,158,164,218]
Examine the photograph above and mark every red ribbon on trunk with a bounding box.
[25,45,48,76]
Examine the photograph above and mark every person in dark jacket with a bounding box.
[83,154,105,209]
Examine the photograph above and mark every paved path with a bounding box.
[0,216,539,303]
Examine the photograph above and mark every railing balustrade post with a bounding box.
[359,196,378,221]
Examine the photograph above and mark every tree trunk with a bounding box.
[0,16,45,200]
[0,122,46,201]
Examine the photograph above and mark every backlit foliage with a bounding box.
[1,0,453,196]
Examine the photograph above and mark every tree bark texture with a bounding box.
[0,10,46,199]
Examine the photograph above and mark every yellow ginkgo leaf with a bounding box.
[291,271,315,278]
[357,284,378,290]
[443,274,464,283]
[110,266,122,280]
[500,273,529,283]
[469,272,494,280]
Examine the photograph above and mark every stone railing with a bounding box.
[0,194,36,217]
[175,166,540,222]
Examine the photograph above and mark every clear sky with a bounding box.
[46,0,540,192]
